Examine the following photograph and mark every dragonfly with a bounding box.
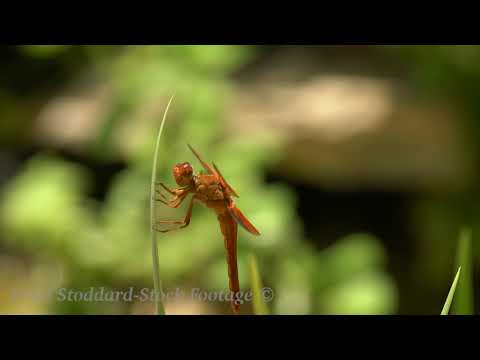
[154,144,261,314]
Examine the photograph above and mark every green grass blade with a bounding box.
[441,266,461,315]
[248,254,270,315]
[452,228,474,315]
[150,95,174,315]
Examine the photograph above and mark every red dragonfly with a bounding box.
[154,144,261,314]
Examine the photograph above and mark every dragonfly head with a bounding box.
[173,162,194,186]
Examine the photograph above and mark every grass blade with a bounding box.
[452,228,474,315]
[248,254,270,315]
[150,95,174,315]
[441,266,461,315]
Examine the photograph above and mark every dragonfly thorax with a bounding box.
[194,174,225,201]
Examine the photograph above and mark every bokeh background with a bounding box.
[0,45,478,314]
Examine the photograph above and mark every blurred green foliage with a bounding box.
[0,46,398,314]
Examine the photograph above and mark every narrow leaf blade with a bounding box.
[150,95,174,315]
[441,266,461,315]
[248,254,270,315]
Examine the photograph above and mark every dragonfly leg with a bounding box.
[155,190,169,201]
[154,189,180,205]
[155,196,185,209]
[153,188,188,208]
[154,196,171,206]
[154,196,195,233]
[154,183,177,204]
[155,181,177,195]
[153,191,174,206]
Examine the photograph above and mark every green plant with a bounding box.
[248,253,270,315]
[441,266,461,315]
[150,95,174,315]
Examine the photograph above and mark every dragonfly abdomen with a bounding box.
[217,213,240,314]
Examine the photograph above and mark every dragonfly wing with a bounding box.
[187,144,216,175]
[212,162,239,198]
[218,213,240,314]
[187,144,239,198]
[227,202,261,236]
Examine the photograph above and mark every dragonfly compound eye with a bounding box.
[173,162,193,185]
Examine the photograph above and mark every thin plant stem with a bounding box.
[150,95,174,315]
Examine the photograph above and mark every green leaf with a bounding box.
[150,95,174,315]
[441,266,461,315]
[452,228,474,315]
[248,254,270,315]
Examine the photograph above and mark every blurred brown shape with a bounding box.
[33,83,111,151]
[228,75,473,192]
